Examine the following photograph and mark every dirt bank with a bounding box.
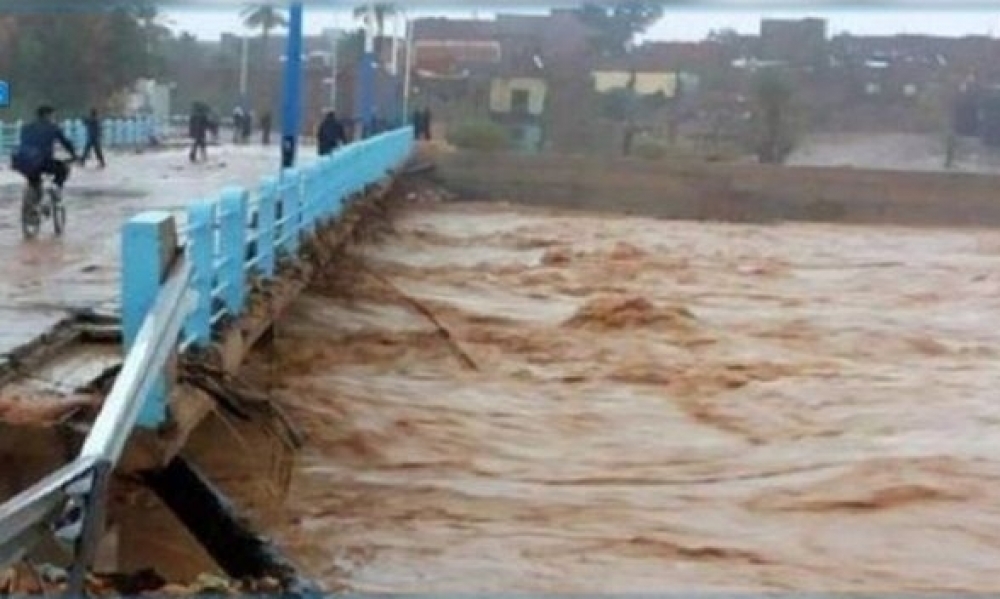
[258,200,1000,592]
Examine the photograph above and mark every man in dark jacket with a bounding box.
[12,105,78,195]
[260,111,272,145]
[189,103,209,163]
[421,108,433,140]
[81,108,106,168]
[316,110,345,156]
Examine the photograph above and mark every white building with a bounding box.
[125,79,173,121]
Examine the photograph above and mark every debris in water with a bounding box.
[608,241,647,261]
[0,564,284,596]
[540,247,572,266]
[563,295,698,331]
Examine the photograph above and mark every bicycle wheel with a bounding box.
[21,187,41,239]
[50,189,66,236]
[53,203,66,236]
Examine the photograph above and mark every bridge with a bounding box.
[0,124,415,591]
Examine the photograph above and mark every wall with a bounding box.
[433,151,1000,228]
[489,77,547,115]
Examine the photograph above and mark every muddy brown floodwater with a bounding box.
[261,201,1000,592]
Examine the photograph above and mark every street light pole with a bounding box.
[356,2,377,137]
[239,34,249,105]
[328,30,339,110]
[403,13,414,121]
[280,2,304,168]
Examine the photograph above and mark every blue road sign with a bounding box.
[0,80,9,108]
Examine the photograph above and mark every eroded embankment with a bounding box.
[250,196,1000,592]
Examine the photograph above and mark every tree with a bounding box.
[3,10,154,117]
[574,1,663,57]
[353,3,397,39]
[241,4,287,108]
[752,67,796,164]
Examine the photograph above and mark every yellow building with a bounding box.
[591,70,679,98]
[489,77,548,116]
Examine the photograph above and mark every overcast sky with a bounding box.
[163,7,1000,42]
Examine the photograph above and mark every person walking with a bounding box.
[232,106,244,144]
[260,111,272,145]
[420,107,433,140]
[242,109,253,143]
[189,103,209,163]
[411,109,423,140]
[317,110,346,156]
[81,108,106,168]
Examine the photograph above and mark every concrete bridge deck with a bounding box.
[0,147,281,388]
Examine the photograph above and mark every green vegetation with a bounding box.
[631,137,669,160]
[751,67,797,164]
[0,7,164,118]
[574,1,664,57]
[447,120,510,152]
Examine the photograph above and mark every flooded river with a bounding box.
[264,201,1000,592]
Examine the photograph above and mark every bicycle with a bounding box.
[21,168,68,240]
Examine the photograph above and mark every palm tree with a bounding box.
[241,4,287,108]
[353,3,397,40]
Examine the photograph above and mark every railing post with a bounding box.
[121,211,178,428]
[258,177,278,277]
[184,201,216,347]
[281,168,301,255]
[219,187,248,316]
[303,166,318,234]
[331,153,346,218]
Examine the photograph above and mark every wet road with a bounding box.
[0,146,286,362]
[265,201,1000,592]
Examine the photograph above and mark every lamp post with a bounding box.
[328,30,341,110]
[356,2,377,138]
[239,33,249,105]
[402,11,414,122]
[280,2,304,168]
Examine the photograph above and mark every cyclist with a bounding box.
[11,105,78,200]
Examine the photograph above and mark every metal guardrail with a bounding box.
[0,260,195,594]
[0,126,415,586]
[0,117,164,158]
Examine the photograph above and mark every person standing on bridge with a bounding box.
[317,110,346,156]
[260,111,272,146]
[80,108,106,169]
[188,103,209,163]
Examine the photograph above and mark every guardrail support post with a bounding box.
[185,201,216,347]
[220,187,249,316]
[281,168,301,256]
[258,177,278,277]
[122,211,178,428]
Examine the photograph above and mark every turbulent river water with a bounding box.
[258,200,1000,592]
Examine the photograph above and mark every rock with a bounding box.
[194,572,234,594]
[37,563,67,584]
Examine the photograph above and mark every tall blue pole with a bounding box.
[281,2,304,168]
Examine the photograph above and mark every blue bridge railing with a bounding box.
[0,117,163,157]
[0,126,415,586]
[123,126,415,426]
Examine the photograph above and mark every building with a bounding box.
[412,18,501,76]
[759,18,827,67]
[488,43,548,153]
[125,79,173,121]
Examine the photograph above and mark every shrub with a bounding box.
[632,138,669,160]
[447,120,510,152]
